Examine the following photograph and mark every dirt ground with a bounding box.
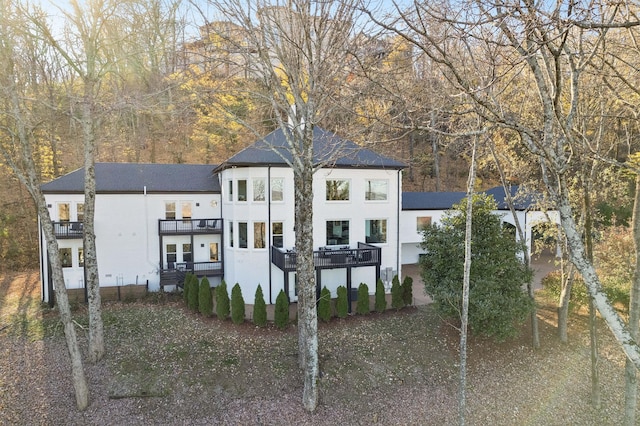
[1,266,636,425]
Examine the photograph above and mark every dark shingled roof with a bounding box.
[214,126,405,172]
[402,186,536,211]
[41,163,220,194]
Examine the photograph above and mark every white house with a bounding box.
[39,127,405,305]
[400,186,558,265]
[39,127,554,306]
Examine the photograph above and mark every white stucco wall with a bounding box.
[41,191,222,301]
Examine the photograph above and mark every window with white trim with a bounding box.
[271,178,284,201]
[254,222,266,248]
[365,219,387,243]
[253,178,266,201]
[365,179,388,201]
[326,179,349,201]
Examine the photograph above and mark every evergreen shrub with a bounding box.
[274,290,289,329]
[402,276,413,306]
[375,278,386,313]
[336,285,348,318]
[183,273,192,304]
[356,283,369,315]
[216,280,230,320]
[253,285,267,327]
[318,286,332,322]
[188,275,199,311]
[231,283,245,324]
[198,277,213,317]
[391,275,403,310]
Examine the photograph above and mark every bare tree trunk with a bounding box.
[459,136,477,426]
[488,140,539,348]
[558,260,574,343]
[80,88,104,363]
[625,174,640,425]
[583,189,601,408]
[431,110,441,192]
[42,218,90,410]
[294,129,319,412]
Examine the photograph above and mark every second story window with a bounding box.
[228,180,233,202]
[239,222,248,248]
[326,179,349,201]
[365,219,387,243]
[254,222,266,248]
[238,179,247,202]
[77,203,84,221]
[272,222,283,248]
[326,220,349,245]
[181,202,192,220]
[165,202,176,220]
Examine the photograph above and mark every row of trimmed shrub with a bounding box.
[317,275,413,322]
[182,273,413,328]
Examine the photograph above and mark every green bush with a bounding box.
[375,278,386,313]
[253,285,267,327]
[391,275,403,310]
[198,277,213,317]
[336,285,348,318]
[356,283,370,315]
[402,276,413,306]
[420,194,534,341]
[216,280,230,320]
[318,286,332,322]
[187,275,199,311]
[274,290,289,329]
[183,273,192,304]
[231,283,245,324]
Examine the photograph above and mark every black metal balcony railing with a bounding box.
[52,221,84,239]
[271,242,381,272]
[158,218,222,235]
[159,261,224,289]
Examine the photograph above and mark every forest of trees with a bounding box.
[1,0,640,420]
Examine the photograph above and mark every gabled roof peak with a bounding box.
[215,126,405,172]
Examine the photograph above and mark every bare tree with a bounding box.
[368,0,640,368]
[193,0,369,411]
[0,1,89,409]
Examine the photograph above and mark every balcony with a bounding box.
[158,218,222,235]
[159,261,224,289]
[271,242,381,272]
[52,221,84,239]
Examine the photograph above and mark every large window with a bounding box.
[238,179,247,201]
[326,220,349,245]
[365,179,388,201]
[181,202,192,220]
[254,222,266,248]
[77,203,84,222]
[253,178,266,201]
[417,216,432,231]
[239,222,248,248]
[58,203,70,222]
[271,178,284,201]
[365,219,387,243]
[165,202,176,220]
[326,179,350,201]
[272,222,283,248]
